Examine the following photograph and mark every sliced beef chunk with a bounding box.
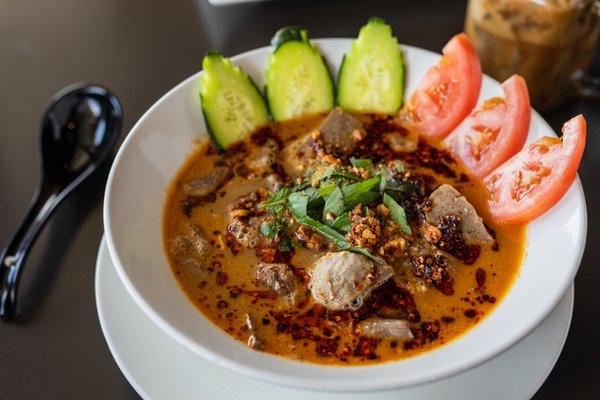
[170,224,213,274]
[425,184,493,245]
[183,167,231,197]
[246,139,278,173]
[309,251,394,311]
[264,173,283,192]
[255,262,305,306]
[226,190,270,249]
[316,107,366,155]
[227,217,264,248]
[280,134,317,175]
[386,132,417,153]
[358,319,414,340]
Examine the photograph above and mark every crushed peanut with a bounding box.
[352,129,365,141]
[317,152,341,165]
[349,166,372,179]
[376,204,390,217]
[378,237,406,260]
[231,209,250,218]
[295,225,327,250]
[346,205,381,251]
[384,220,400,236]
[362,229,376,239]
[215,235,225,249]
[421,221,442,244]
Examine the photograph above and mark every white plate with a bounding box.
[96,237,574,400]
[104,38,586,391]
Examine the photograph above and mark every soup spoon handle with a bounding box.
[0,181,60,319]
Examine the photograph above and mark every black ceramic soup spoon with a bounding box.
[0,84,122,320]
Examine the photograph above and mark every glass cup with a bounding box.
[465,0,600,111]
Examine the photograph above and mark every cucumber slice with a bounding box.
[265,27,335,121]
[200,52,269,150]
[337,18,405,114]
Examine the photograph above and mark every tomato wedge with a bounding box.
[399,33,482,139]
[484,115,586,224]
[444,75,530,179]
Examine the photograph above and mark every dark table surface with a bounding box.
[0,0,598,398]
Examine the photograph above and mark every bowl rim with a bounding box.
[103,38,588,392]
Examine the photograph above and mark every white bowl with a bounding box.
[103,39,587,392]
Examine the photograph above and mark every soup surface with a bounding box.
[163,110,526,365]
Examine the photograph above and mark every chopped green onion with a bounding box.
[383,193,411,235]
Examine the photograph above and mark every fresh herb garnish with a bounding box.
[279,236,293,252]
[259,188,293,245]
[290,209,383,264]
[330,212,351,232]
[322,186,345,219]
[383,193,412,235]
[378,166,389,193]
[260,220,280,239]
[349,157,374,170]
[259,157,412,265]
[260,187,291,217]
[310,165,335,184]
[311,164,361,185]
[290,209,348,248]
[287,192,309,216]
[307,182,335,209]
[391,160,405,173]
[384,180,417,195]
[316,182,336,197]
[342,175,381,210]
